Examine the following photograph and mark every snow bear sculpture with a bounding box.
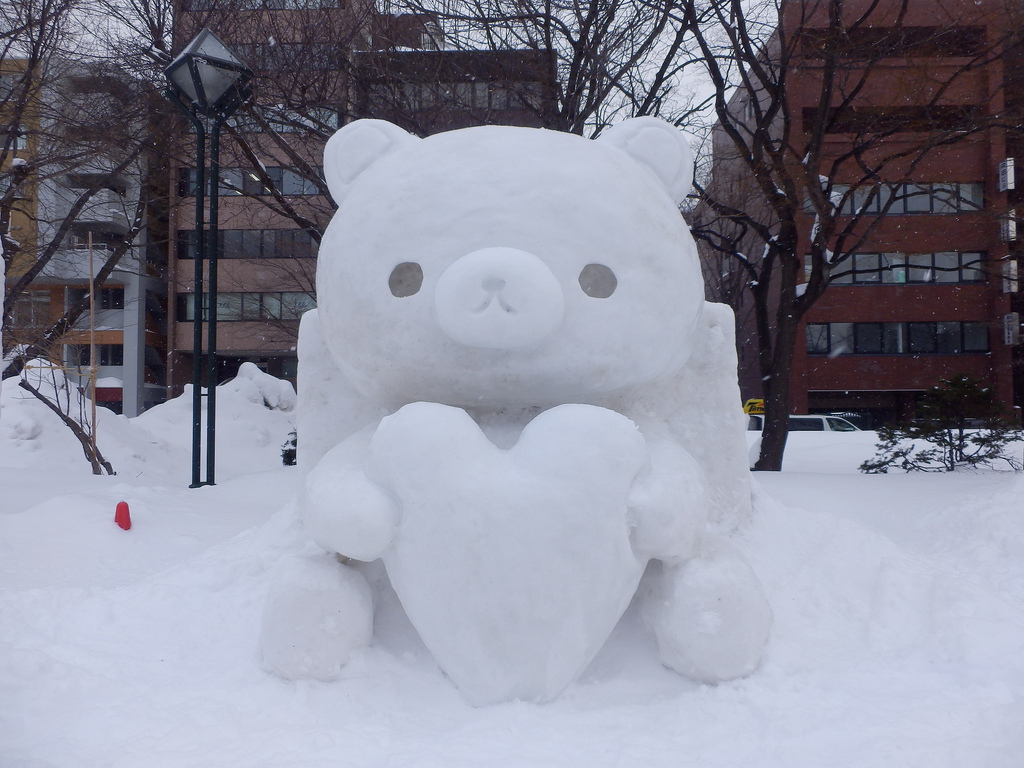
[260,118,771,705]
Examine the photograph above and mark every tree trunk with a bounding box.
[753,298,801,472]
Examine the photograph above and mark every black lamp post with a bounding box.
[165,28,253,488]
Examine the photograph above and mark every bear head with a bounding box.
[316,117,705,411]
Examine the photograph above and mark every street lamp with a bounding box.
[165,28,253,488]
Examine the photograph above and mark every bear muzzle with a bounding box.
[434,247,565,349]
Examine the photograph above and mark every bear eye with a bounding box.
[389,262,423,297]
[578,263,617,298]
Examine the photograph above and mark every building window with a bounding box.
[11,289,50,329]
[176,291,315,321]
[813,182,984,215]
[177,229,316,259]
[179,167,324,197]
[66,173,127,195]
[67,286,124,310]
[830,251,985,285]
[806,323,830,354]
[805,106,980,135]
[1,124,27,150]
[69,229,123,251]
[99,287,124,309]
[799,26,987,59]
[67,344,124,366]
[807,321,989,355]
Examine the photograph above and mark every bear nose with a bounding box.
[481,277,506,292]
[434,247,564,349]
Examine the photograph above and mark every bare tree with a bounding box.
[686,0,1011,470]
[386,0,701,136]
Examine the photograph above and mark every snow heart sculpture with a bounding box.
[260,118,772,705]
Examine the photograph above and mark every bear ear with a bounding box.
[323,119,419,205]
[598,117,694,204]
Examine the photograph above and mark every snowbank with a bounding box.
[1,425,1023,765]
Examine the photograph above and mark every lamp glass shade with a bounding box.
[165,28,252,115]
[166,57,200,105]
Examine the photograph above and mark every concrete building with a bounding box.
[3,61,168,416]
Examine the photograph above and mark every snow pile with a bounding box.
[0,362,296,484]
[223,361,296,412]
[1,434,1023,766]
[132,363,296,483]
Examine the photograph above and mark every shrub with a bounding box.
[281,429,297,466]
[860,374,1021,473]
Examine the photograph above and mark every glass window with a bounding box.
[490,85,512,109]
[295,230,315,258]
[907,253,934,283]
[936,321,961,353]
[830,259,853,284]
[807,323,829,354]
[853,253,881,283]
[217,169,243,196]
[276,230,295,258]
[881,252,906,283]
[829,184,851,214]
[515,82,543,109]
[903,184,931,213]
[876,184,894,212]
[99,288,124,310]
[827,417,858,432]
[262,293,283,320]
[963,321,990,352]
[99,344,124,366]
[960,252,984,282]
[176,293,196,321]
[242,170,264,196]
[266,167,284,193]
[242,230,261,258]
[282,170,313,195]
[222,230,244,259]
[933,252,959,283]
[908,322,937,353]
[177,230,197,260]
[852,186,878,215]
[240,293,262,320]
[261,230,276,259]
[959,183,984,210]
[215,293,242,321]
[788,416,824,431]
[281,292,316,319]
[931,184,959,213]
[854,322,884,353]
[67,344,89,366]
[882,322,906,353]
[830,323,854,354]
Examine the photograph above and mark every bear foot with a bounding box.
[260,553,373,680]
[648,533,772,683]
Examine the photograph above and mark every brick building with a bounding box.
[704,0,1022,427]
[166,4,552,394]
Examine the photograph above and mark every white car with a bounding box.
[747,414,860,432]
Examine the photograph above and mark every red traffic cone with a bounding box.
[115,501,132,531]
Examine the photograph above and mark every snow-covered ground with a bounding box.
[1,376,1023,767]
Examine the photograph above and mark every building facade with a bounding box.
[3,61,168,416]
[704,0,1021,427]
[166,4,553,394]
